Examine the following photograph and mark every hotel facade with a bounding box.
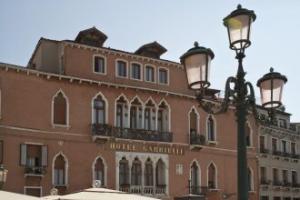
[0,27,275,200]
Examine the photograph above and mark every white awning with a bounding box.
[0,191,41,200]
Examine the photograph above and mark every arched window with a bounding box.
[145,158,154,187]
[158,101,170,132]
[248,168,253,191]
[53,91,68,125]
[53,154,67,186]
[156,159,166,188]
[131,157,142,186]
[119,157,129,189]
[93,95,106,124]
[190,161,200,194]
[207,116,215,141]
[116,96,129,128]
[246,123,251,146]
[144,99,156,131]
[189,108,199,136]
[208,163,217,189]
[130,98,143,129]
[93,157,105,186]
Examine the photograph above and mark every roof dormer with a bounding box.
[135,41,167,59]
[75,27,107,47]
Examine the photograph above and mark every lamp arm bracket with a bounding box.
[198,76,236,115]
[245,81,260,121]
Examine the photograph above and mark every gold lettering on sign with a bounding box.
[109,142,185,155]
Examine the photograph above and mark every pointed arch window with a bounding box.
[190,161,200,194]
[116,96,129,128]
[208,163,216,189]
[248,168,253,191]
[93,95,106,124]
[144,100,156,131]
[53,154,67,186]
[93,157,105,186]
[189,108,198,135]
[145,158,154,186]
[53,92,68,125]
[207,116,215,141]
[158,101,169,132]
[131,157,142,186]
[119,157,129,187]
[246,123,251,146]
[130,98,143,129]
[156,159,166,188]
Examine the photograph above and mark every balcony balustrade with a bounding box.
[92,124,173,142]
[273,181,282,187]
[189,133,206,149]
[189,186,208,195]
[119,185,166,196]
[24,166,46,176]
[260,179,270,185]
[272,150,282,156]
[260,148,269,154]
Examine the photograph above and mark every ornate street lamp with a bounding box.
[0,165,8,190]
[181,4,287,200]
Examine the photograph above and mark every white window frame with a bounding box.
[157,99,171,132]
[246,121,253,148]
[130,62,143,81]
[115,59,129,79]
[51,89,70,128]
[158,67,169,85]
[271,137,278,152]
[190,159,201,187]
[291,142,297,154]
[92,54,107,75]
[52,152,69,187]
[91,92,109,124]
[24,186,42,197]
[144,64,156,83]
[281,139,289,153]
[248,167,254,191]
[206,114,217,144]
[92,156,108,187]
[207,162,218,190]
[114,94,130,128]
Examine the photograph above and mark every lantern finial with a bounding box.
[237,4,242,9]
[194,41,199,47]
[270,67,274,73]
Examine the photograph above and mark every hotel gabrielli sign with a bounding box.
[108,141,185,156]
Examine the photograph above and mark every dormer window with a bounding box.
[93,55,106,74]
[131,63,142,80]
[158,68,168,85]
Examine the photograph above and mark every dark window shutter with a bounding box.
[41,145,48,167]
[20,144,27,166]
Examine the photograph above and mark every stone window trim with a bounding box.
[92,156,108,187]
[144,64,156,83]
[130,62,143,81]
[158,67,169,85]
[92,54,107,75]
[91,92,109,125]
[51,89,70,128]
[24,186,42,197]
[52,152,69,187]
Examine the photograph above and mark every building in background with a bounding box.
[0,26,278,200]
[258,108,300,200]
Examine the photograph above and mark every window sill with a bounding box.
[52,124,70,129]
[116,75,129,79]
[208,188,220,192]
[248,190,256,193]
[207,141,218,145]
[130,77,143,82]
[247,146,255,149]
[93,71,106,76]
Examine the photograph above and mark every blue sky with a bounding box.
[1,0,300,121]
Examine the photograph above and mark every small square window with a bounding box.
[176,164,183,175]
[94,56,105,74]
[131,63,141,80]
[145,66,155,82]
[159,68,168,84]
[117,60,127,77]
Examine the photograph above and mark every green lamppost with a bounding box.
[0,164,8,190]
[181,5,287,200]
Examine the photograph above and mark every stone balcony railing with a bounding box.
[24,166,46,176]
[92,124,173,142]
[119,185,166,196]
[189,186,208,195]
[189,133,206,146]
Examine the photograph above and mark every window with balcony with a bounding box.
[131,63,142,80]
[53,154,67,186]
[20,144,47,175]
[144,158,154,187]
[131,158,142,186]
[157,101,170,132]
[189,108,198,136]
[292,171,298,186]
[208,163,217,189]
[52,91,68,126]
[207,115,216,142]
[158,68,168,84]
[291,142,296,155]
[282,170,289,186]
[156,159,166,190]
[279,119,287,128]
[130,98,143,129]
[260,167,267,184]
[260,136,267,153]
[272,138,278,153]
[190,161,200,194]
[273,168,280,185]
[93,94,106,124]
[116,60,127,78]
[145,65,155,82]
[93,157,105,186]
[119,157,130,189]
[144,100,156,131]
[116,96,129,128]
[93,56,106,74]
